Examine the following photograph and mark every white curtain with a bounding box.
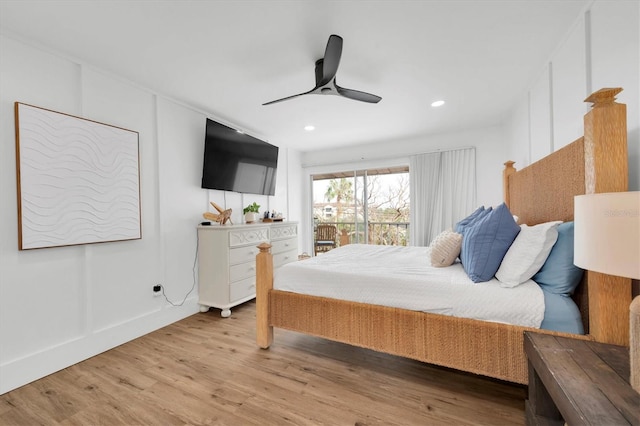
[410,148,476,246]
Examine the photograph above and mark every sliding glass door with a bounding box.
[312,166,409,251]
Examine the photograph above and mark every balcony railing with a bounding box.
[316,221,410,246]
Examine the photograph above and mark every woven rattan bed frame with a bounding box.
[256,88,631,384]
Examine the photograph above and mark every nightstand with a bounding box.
[524,331,639,425]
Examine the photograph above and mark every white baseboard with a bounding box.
[0,301,199,394]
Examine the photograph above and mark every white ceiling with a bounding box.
[0,0,589,152]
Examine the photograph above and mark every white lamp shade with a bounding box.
[574,192,640,280]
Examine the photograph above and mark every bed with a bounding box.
[255,87,632,384]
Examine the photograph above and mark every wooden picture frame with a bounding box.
[14,103,141,250]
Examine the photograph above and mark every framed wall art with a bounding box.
[14,102,141,250]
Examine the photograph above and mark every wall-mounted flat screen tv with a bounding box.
[201,118,278,195]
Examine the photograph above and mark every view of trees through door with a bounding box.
[312,166,410,249]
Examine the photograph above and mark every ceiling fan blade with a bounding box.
[262,90,312,105]
[335,84,382,103]
[264,34,380,106]
[318,34,343,86]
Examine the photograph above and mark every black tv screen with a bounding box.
[201,118,278,195]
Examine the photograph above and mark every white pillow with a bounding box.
[495,221,562,287]
[429,229,463,267]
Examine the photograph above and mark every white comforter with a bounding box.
[274,244,544,328]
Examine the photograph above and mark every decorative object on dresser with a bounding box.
[243,202,261,223]
[198,222,297,317]
[574,191,640,393]
[203,201,233,225]
[256,87,630,385]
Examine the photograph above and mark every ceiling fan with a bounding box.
[263,34,382,106]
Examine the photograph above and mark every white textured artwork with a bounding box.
[15,103,141,250]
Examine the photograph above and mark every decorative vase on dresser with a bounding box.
[197,222,298,317]
[244,212,258,223]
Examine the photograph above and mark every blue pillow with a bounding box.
[456,206,493,264]
[455,206,484,234]
[532,222,584,295]
[461,203,520,282]
[539,289,584,334]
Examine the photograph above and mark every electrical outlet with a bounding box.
[153,284,162,296]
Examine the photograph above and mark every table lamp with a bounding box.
[574,191,640,393]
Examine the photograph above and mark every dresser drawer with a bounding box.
[271,224,297,240]
[229,227,269,248]
[271,237,297,254]
[274,249,298,268]
[229,261,256,282]
[229,277,255,302]
[229,245,259,265]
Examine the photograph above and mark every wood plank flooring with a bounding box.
[0,301,526,425]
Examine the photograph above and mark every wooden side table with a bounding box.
[524,332,639,425]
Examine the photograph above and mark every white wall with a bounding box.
[503,94,530,168]
[504,0,640,190]
[529,64,553,162]
[0,35,300,393]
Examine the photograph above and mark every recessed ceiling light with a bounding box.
[304,125,315,131]
[431,100,445,107]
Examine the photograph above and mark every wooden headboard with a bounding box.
[503,87,631,346]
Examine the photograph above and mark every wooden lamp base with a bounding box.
[631,295,640,393]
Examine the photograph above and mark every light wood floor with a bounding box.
[0,301,526,425]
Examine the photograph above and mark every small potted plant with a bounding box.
[243,202,260,223]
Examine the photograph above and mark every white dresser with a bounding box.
[197,222,298,317]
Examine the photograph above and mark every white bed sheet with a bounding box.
[274,244,544,328]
